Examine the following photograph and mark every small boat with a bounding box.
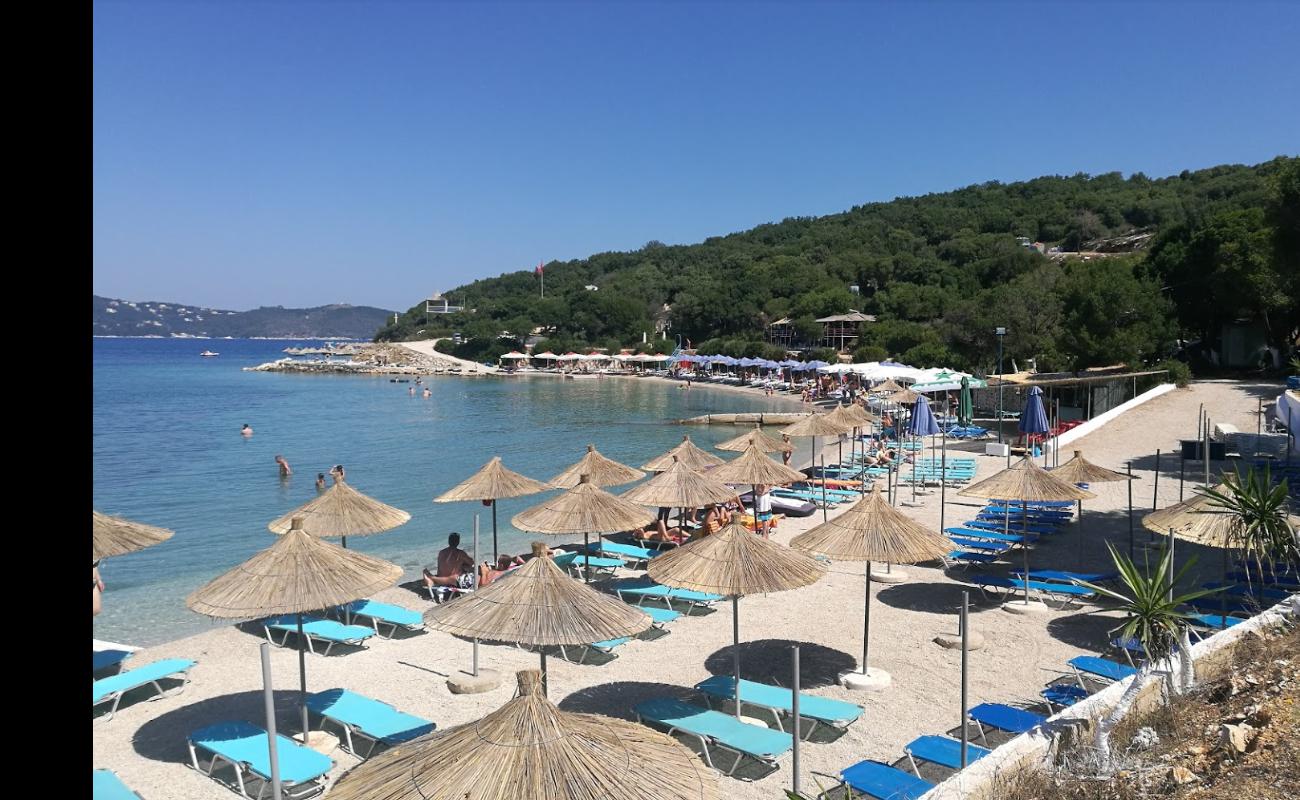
[200,350,219,357]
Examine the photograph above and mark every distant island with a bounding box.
[92,295,395,339]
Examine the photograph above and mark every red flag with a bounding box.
[535,261,544,276]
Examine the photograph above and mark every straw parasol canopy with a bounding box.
[791,485,951,683]
[513,477,657,536]
[641,435,726,472]
[268,479,411,544]
[649,518,825,596]
[435,456,551,502]
[620,458,739,509]
[959,457,1096,503]
[436,456,551,559]
[827,402,879,428]
[781,413,853,438]
[707,443,806,486]
[424,542,652,647]
[1142,485,1240,547]
[328,669,719,800]
[549,444,645,488]
[93,511,174,560]
[187,517,403,736]
[791,485,950,563]
[1050,450,1134,484]
[959,458,1094,607]
[649,519,824,716]
[714,425,792,453]
[873,378,906,394]
[188,518,403,619]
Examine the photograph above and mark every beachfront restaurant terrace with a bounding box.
[816,311,877,352]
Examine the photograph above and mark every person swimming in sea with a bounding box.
[315,473,327,491]
[241,424,253,437]
[422,388,431,398]
[408,386,415,396]
[275,455,292,477]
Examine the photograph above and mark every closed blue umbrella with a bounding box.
[1019,386,1051,465]
[906,395,942,503]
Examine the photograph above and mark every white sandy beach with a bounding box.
[92,379,1286,799]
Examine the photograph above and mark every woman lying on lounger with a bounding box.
[478,553,524,587]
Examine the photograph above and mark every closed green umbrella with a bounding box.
[958,376,973,428]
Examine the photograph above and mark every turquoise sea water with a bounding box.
[93,338,797,646]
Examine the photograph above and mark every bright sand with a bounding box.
[92,379,1283,799]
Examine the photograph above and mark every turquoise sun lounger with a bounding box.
[946,536,1012,555]
[263,615,376,655]
[634,697,793,778]
[93,769,142,800]
[694,675,863,737]
[967,703,1046,743]
[340,599,425,638]
[971,576,1096,608]
[839,760,935,800]
[553,551,623,575]
[93,658,196,722]
[188,720,332,799]
[614,579,724,614]
[589,541,660,565]
[306,688,435,757]
[1069,656,1137,688]
[903,735,991,774]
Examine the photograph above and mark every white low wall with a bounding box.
[920,593,1300,800]
[1049,383,1176,453]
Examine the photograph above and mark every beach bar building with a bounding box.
[425,292,463,315]
[765,317,796,349]
[817,311,876,352]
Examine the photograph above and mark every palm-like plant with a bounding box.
[1077,544,1220,769]
[1204,465,1297,582]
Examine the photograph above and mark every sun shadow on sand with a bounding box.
[130,689,307,765]
[1046,611,1122,652]
[875,580,1000,616]
[703,639,855,688]
[556,680,687,718]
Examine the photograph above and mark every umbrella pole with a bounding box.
[791,644,802,795]
[491,500,499,562]
[260,642,284,800]
[473,516,481,676]
[296,612,309,738]
[820,456,828,523]
[583,532,591,583]
[863,561,872,673]
[341,535,347,550]
[1127,461,1134,560]
[1022,508,1031,605]
[732,596,742,720]
[940,427,947,533]
[540,651,548,698]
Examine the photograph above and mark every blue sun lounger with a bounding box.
[948,550,1002,565]
[340,600,425,638]
[1069,655,1137,688]
[188,720,332,799]
[1223,570,1300,590]
[1202,582,1293,603]
[553,606,680,663]
[94,648,134,675]
[963,519,1060,536]
[967,703,1046,743]
[589,541,660,565]
[93,658,196,722]
[263,615,376,655]
[1040,683,1091,711]
[945,527,1034,546]
[946,536,1013,555]
[305,688,435,757]
[633,697,793,778]
[1018,570,1117,585]
[839,760,935,800]
[1188,612,1246,632]
[970,575,1097,608]
[694,675,863,737]
[903,735,991,774]
[614,579,724,614]
[93,770,142,800]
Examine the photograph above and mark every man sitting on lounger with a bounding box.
[423,532,475,592]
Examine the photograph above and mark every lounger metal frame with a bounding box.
[94,662,195,723]
[262,621,370,656]
[187,737,326,800]
[633,709,780,780]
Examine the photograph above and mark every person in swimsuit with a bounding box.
[316,473,327,491]
[275,455,291,477]
[241,424,253,437]
[478,553,524,587]
[782,434,793,466]
[753,484,774,538]
[423,532,476,592]
[93,560,104,617]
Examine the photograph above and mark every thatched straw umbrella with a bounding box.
[622,458,739,509]
[648,519,824,717]
[715,425,793,454]
[549,444,645,488]
[93,511,174,560]
[328,669,719,800]
[1050,449,1134,537]
[268,477,410,549]
[708,441,807,526]
[781,412,854,477]
[959,458,1094,611]
[1142,486,1238,547]
[513,475,657,582]
[642,434,726,472]
[187,516,403,737]
[435,456,551,560]
[791,485,951,689]
[826,403,879,477]
[425,543,652,695]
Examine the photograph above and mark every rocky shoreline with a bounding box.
[244,342,497,375]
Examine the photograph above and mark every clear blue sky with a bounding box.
[93,1,1300,311]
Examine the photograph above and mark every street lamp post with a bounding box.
[995,327,1007,444]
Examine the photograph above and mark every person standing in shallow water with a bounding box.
[275,455,291,477]
[315,473,327,491]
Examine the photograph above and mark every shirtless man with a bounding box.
[241,424,253,437]
[423,532,475,592]
[275,455,292,477]
[93,560,104,617]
